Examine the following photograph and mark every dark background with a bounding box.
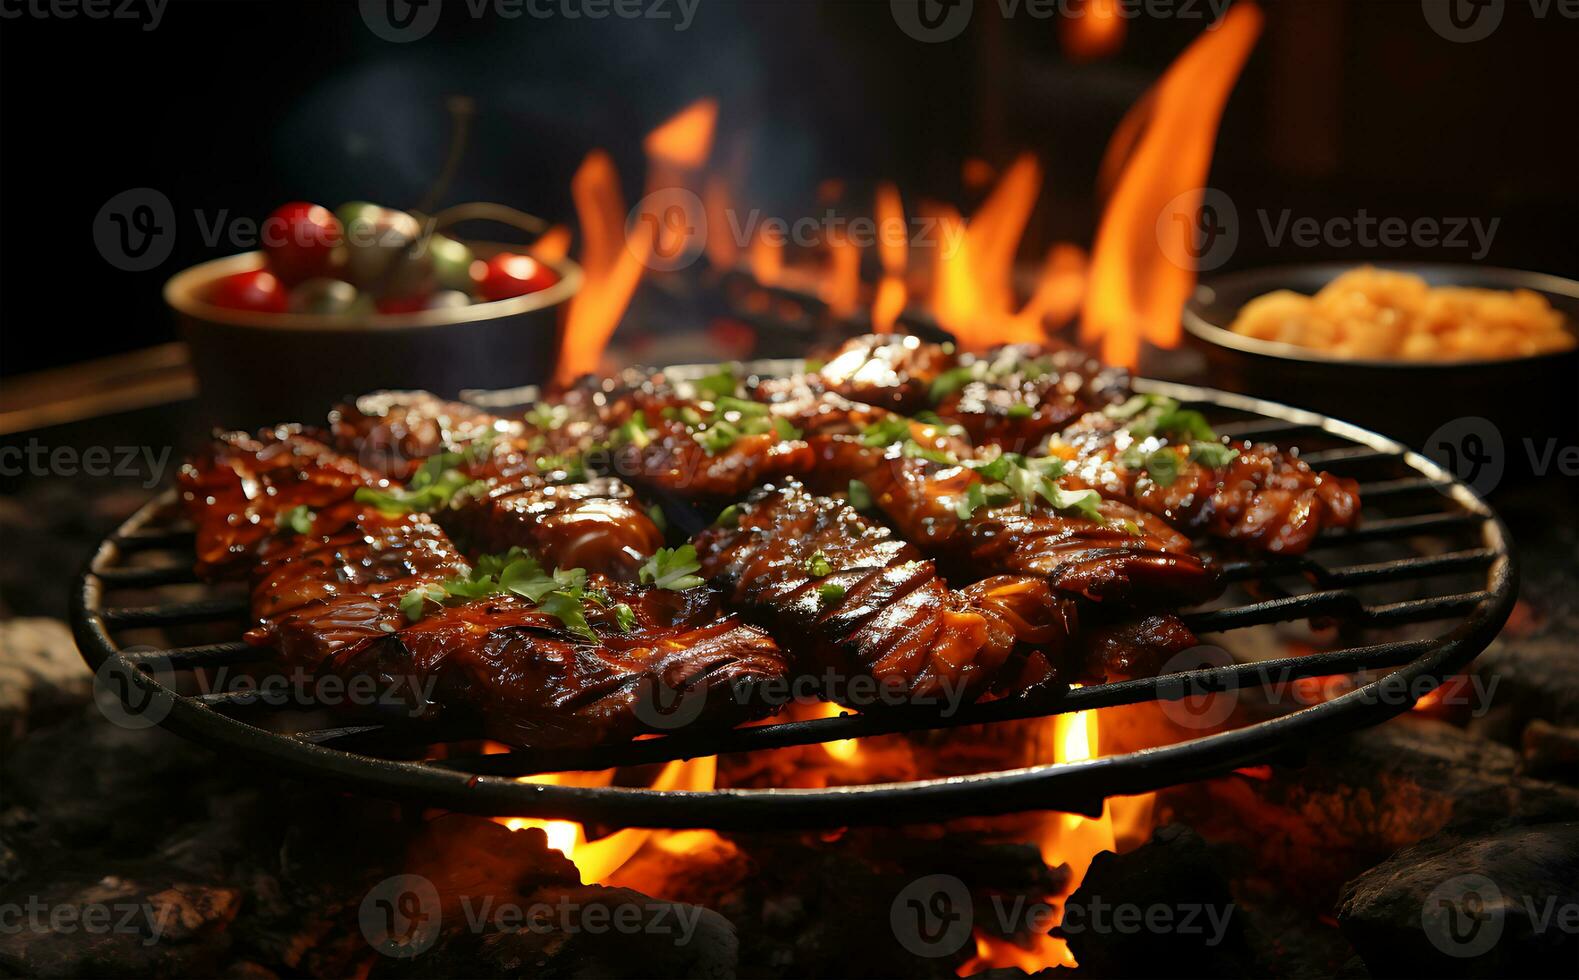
[1,0,1576,377]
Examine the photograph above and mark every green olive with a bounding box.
[428,235,476,293]
[288,278,361,315]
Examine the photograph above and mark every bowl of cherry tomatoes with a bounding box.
[166,200,581,428]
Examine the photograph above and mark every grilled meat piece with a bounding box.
[692,482,1079,705]
[250,511,469,623]
[606,413,815,503]
[444,477,664,580]
[388,587,786,748]
[1057,411,1362,554]
[814,334,958,413]
[247,536,789,748]
[1074,614,1200,682]
[804,437,1219,608]
[179,426,388,577]
[932,344,1131,453]
[329,390,549,483]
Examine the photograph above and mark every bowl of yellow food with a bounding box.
[1183,263,1579,471]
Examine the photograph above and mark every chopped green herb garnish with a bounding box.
[1189,440,1239,468]
[398,548,603,641]
[1106,394,1217,443]
[526,403,570,430]
[399,583,447,622]
[277,504,316,536]
[647,504,669,533]
[611,411,653,449]
[534,452,587,483]
[804,551,834,578]
[956,452,1097,521]
[694,421,743,455]
[773,417,804,441]
[535,590,593,640]
[816,582,846,606]
[355,450,487,514]
[612,602,637,632]
[860,416,913,447]
[640,545,706,591]
[662,405,705,427]
[847,479,874,512]
[1140,448,1181,487]
[694,366,740,401]
[715,503,742,528]
[928,365,981,403]
[1006,402,1034,420]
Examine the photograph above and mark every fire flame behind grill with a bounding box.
[487,697,1155,972]
[542,5,1260,376]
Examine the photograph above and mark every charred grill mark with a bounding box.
[179,427,389,578]
[692,482,1079,705]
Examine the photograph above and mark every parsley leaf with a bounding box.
[355,451,487,514]
[612,602,637,632]
[640,545,706,591]
[816,582,846,606]
[715,503,742,528]
[535,591,595,641]
[1141,448,1181,487]
[646,504,669,533]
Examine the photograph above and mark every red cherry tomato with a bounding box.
[374,294,430,315]
[208,270,288,313]
[262,201,344,285]
[472,253,558,302]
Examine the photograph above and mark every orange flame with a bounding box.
[963,703,1156,973]
[1061,0,1127,62]
[555,150,649,384]
[528,225,572,263]
[872,182,908,333]
[497,755,718,884]
[643,98,718,170]
[703,175,739,269]
[1081,4,1263,366]
[749,223,784,286]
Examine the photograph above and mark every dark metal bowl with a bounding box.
[1182,263,1579,464]
[166,246,581,430]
